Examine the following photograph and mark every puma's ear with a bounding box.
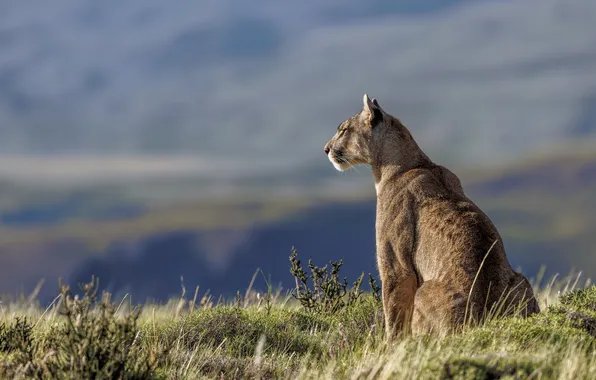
[363,94,375,114]
[371,98,385,112]
[362,94,383,126]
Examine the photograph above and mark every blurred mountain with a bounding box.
[0,0,595,169]
[1,149,594,304]
[465,152,596,197]
[67,152,596,303]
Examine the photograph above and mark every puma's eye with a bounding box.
[338,127,347,136]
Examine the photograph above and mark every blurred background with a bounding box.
[0,0,595,304]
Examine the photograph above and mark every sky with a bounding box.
[0,0,595,182]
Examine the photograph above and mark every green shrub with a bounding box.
[289,246,381,314]
[0,277,167,380]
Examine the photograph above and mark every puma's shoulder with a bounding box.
[431,165,465,196]
[393,165,465,200]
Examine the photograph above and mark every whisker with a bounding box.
[341,156,361,174]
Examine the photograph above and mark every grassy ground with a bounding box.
[0,268,594,379]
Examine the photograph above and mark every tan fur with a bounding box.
[324,94,539,338]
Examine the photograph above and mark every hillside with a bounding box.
[0,269,595,379]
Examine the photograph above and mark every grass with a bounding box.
[0,266,595,379]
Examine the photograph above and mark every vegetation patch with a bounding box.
[163,306,327,358]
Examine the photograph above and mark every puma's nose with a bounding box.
[324,145,330,155]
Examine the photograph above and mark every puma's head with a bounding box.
[324,94,423,172]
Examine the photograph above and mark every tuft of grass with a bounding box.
[0,317,34,355]
[559,285,596,311]
[442,354,554,379]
